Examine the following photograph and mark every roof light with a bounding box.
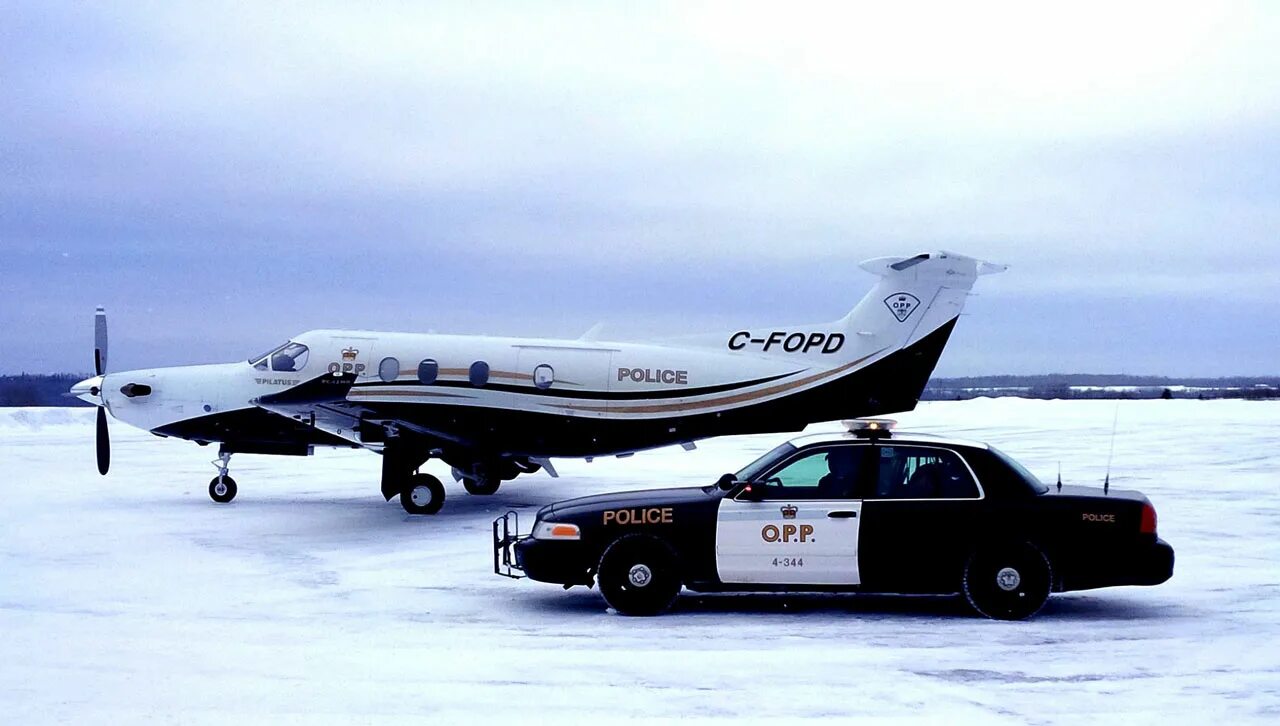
[843,418,897,439]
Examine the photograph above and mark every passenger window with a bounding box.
[378,357,399,383]
[417,359,438,384]
[751,446,867,500]
[469,361,490,387]
[270,343,309,372]
[533,364,554,390]
[873,446,979,499]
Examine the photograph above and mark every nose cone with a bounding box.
[71,375,106,406]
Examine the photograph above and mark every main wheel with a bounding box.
[400,473,446,515]
[209,476,238,504]
[963,541,1052,620]
[462,476,500,496]
[596,535,682,616]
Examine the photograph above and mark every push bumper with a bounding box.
[493,511,527,579]
[1061,537,1175,592]
[492,512,595,586]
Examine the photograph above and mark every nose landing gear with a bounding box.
[209,450,238,503]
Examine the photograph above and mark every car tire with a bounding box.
[400,473,446,515]
[963,541,1053,620]
[596,535,682,616]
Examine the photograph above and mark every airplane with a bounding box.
[70,251,1005,515]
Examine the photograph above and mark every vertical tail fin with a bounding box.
[840,251,1006,361]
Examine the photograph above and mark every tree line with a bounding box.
[1,372,1277,406]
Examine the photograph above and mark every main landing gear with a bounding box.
[209,450,238,503]
[382,447,543,514]
[452,459,541,496]
[454,465,501,496]
[382,448,447,515]
[400,473,446,515]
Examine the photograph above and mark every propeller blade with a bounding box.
[94,306,108,376]
[96,406,110,475]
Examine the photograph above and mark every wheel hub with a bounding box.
[627,564,653,588]
[214,482,228,497]
[996,566,1022,592]
[410,485,433,507]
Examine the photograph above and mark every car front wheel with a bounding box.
[963,542,1052,620]
[596,535,682,616]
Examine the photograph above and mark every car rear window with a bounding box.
[988,446,1050,495]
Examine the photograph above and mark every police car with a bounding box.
[493,420,1174,620]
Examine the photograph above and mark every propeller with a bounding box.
[96,406,110,475]
[94,306,110,475]
[94,305,108,376]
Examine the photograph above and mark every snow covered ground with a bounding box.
[1,399,1278,723]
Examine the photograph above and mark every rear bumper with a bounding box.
[1059,537,1174,592]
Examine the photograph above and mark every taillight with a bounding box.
[1140,503,1157,534]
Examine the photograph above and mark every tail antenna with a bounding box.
[1103,401,1120,495]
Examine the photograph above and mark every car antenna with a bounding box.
[1103,401,1120,496]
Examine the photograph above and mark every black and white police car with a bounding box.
[493,420,1174,620]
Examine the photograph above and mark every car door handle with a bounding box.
[827,510,857,519]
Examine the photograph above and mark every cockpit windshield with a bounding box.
[250,342,310,372]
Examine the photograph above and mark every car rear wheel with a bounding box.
[596,535,682,616]
[963,542,1052,620]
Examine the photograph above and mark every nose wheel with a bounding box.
[209,475,238,503]
[209,450,238,503]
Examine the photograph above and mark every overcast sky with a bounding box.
[3,1,1278,376]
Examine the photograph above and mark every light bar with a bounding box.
[842,418,897,433]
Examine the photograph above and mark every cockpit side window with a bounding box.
[271,342,310,372]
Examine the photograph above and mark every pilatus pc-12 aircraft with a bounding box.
[71,251,1004,514]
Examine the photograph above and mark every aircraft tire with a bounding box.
[463,476,500,496]
[401,473,446,515]
[596,535,682,616]
[208,476,238,504]
[963,541,1052,620]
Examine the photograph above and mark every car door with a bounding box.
[855,444,986,593]
[715,444,872,585]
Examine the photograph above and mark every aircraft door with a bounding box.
[715,445,870,585]
[516,346,613,412]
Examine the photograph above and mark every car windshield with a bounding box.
[989,446,1050,494]
[735,442,797,482]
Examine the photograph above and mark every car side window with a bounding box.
[752,446,867,500]
[872,446,979,500]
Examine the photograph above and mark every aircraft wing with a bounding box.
[251,373,374,447]
[252,373,467,451]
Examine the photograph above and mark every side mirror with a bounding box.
[716,473,738,491]
[736,477,781,501]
